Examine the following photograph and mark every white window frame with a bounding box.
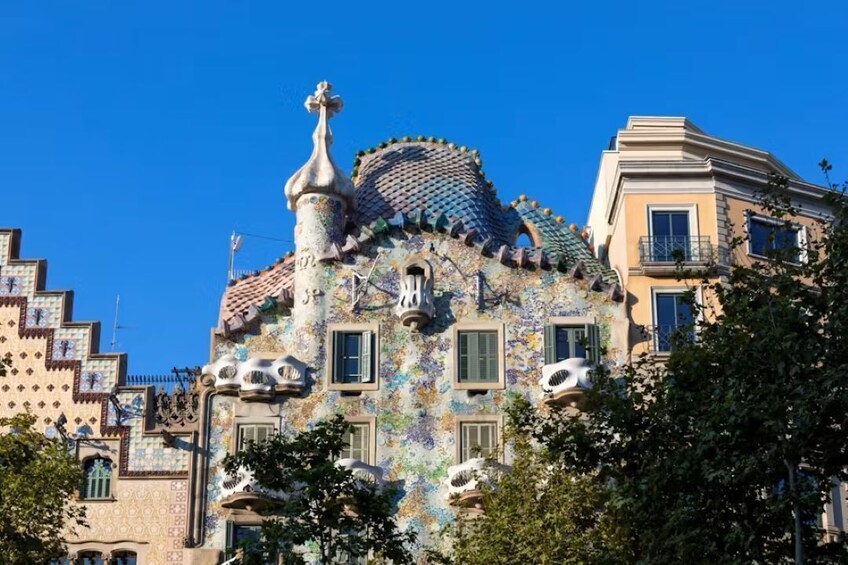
[650,286,702,354]
[746,212,807,264]
[340,416,376,465]
[454,415,503,464]
[231,418,278,453]
[645,204,700,239]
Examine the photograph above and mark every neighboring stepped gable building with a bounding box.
[1,87,845,564]
[0,228,194,564]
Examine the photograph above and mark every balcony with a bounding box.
[538,357,593,407]
[446,458,511,508]
[219,466,288,511]
[643,324,696,354]
[335,458,384,490]
[638,236,712,275]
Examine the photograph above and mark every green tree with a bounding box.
[511,168,848,564]
[0,412,87,564]
[223,414,416,564]
[431,429,627,565]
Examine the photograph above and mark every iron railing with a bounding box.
[639,236,712,264]
[643,324,695,353]
[125,367,199,393]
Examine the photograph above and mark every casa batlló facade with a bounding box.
[0,82,843,564]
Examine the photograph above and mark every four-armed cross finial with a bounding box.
[304,80,343,119]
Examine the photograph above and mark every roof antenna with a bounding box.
[227,231,244,282]
[110,295,121,351]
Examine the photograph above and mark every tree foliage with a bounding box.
[223,414,416,564]
[430,430,627,565]
[0,412,86,564]
[510,168,848,563]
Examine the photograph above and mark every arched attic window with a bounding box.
[513,225,538,248]
[81,457,112,500]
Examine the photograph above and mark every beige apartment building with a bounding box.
[587,116,832,355]
[586,116,845,536]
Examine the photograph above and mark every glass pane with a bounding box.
[232,524,262,547]
[651,212,672,238]
[343,358,360,382]
[343,333,361,358]
[555,327,571,361]
[670,212,690,237]
[573,329,586,358]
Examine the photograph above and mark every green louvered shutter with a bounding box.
[333,331,344,384]
[360,330,372,382]
[479,331,498,382]
[584,323,601,364]
[459,331,478,382]
[543,324,556,364]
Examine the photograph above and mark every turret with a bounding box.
[284,81,354,367]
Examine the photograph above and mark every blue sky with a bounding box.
[2,2,845,375]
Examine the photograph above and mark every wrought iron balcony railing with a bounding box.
[643,324,696,353]
[639,236,712,264]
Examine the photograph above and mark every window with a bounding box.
[112,551,138,565]
[748,215,803,262]
[458,331,498,383]
[543,323,601,364]
[452,323,505,390]
[334,331,372,383]
[653,292,695,352]
[237,424,275,452]
[79,552,104,565]
[81,458,112,500]
[327,324,379,391]
[341,422,370,463]
[650,210,691,262]
[459,421,498,463]
[227,523,262,549]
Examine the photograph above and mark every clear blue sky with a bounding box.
[2,2,845,375]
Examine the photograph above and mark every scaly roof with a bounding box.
[216,138,621,336]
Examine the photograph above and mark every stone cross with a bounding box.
[304,80,343,119]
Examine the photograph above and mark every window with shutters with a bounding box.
[340,421,372,463]
[543,320,602,365]
[453,323,505,390]
[455,417,502,463]
[237,423,276,452]
[326,324,380,391]
[80,457,112,500]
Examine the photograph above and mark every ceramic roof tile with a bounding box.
[217,255,295,333]
[353,142,513,245]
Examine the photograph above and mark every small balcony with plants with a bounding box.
[638,235,712,275]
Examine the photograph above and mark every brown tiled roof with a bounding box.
[217,255,295,335]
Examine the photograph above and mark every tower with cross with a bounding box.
[284,81,355,366]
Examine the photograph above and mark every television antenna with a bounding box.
[110,295,122,351]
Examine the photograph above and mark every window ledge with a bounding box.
[453,381,503,391]
[327,381,379,392]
